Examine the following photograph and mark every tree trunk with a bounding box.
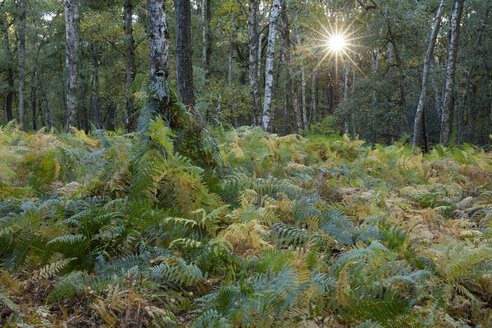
[296,30,307,128]
[148,0,169,90]
[343,64,350,135]
[412,0,446,146]
[92,45,100,128]
[280,0,301,133]
[64,0,80,132]
[201,0,206,70]
[457,7,488,143]
[371,47,380,144]
[1,7,14,122]
[262,0,281,131]
[18,0,27,130]
[124,0,137,131]
[310,67,318,125]
[351,68,357,137]
[248,0,261,125]
[440,0,464,144]
[30,72,37,130]
[175,0,195,106]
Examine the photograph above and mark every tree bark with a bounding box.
[92,45,100,129]
[248,0,261,125]
[457,7,488,143]
[175,0,195,106]
[124,0,137,131]
[148,0,169,90]
[262,0,281,131]
[1,6,14,122]
[280,0,301,133]
[412,0,446,146]
[440,0,464,144]
[296,30,307,129]
[343,64,350,135]
[64,0,80,132]
[370,47,380,144]
[310,67,318,125]
[30,72,37,130]
[201,0,206,70]
[18,0,27,130]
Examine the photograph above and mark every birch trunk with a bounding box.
[412,0,446,146]
[296,30,307,128]
[440,0,464,144]
[262,0,281,131]
[175,0,195,106]
[148,0,169,90]
[64,0,80,132]
[124,0,137,130]
[18,0,27,130]
[248,0,261,125]
[201,0,206,70]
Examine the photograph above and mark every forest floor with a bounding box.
[0,122,491,327]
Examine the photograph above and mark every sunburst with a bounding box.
[306,15,367,78]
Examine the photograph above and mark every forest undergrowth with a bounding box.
[0,121,491,327]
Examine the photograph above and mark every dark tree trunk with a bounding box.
[1,8,14,122]
[18,0,27,130]
[30,74,37,131]
[92,45,100,128]
[124,0,137,131]
[175,0,195,106]
[248,0,261,125]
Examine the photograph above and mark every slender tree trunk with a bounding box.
[92,45,100,128]
[201,0,207,70]
[262,0,281,131]
[310,67,318,125]
[1,8,14,122]
[18,0,27,130]
[296,30,307,128]
[351,68,357,137]
[257,31,263,83]
[440,0,464,144]
[64,0,80,132]
[228,35,233,87]
[124,0,137,131]
[412,0,446,146]
[248,0,261,125]
[175,0,195,106]
[280,0,301,133]
[343,64,350,135]
[30,72,37,130]
[370,48,380,144]
[457,7,488,143]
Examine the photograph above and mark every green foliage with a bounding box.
[0,125,490,327]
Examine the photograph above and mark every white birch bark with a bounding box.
[262,0,281,130]
[64,0,80,132]
[440,0,464,144]
[412,0,446,146]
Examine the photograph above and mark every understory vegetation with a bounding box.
[0,121,491,327]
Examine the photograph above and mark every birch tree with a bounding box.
[262,0,281,130]
[64,0,80,132]
[248,0,261,124]
[412,0,446,146]
[440,0,464,144]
